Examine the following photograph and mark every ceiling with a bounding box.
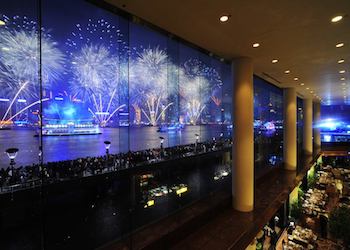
[106,0,350,105]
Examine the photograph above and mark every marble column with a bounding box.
[232,57,254,212]
[283,88,297,170]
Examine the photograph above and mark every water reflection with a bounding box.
[0,125,226,168]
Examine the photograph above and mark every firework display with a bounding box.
[0,0,232,130]
[0,15,64,127]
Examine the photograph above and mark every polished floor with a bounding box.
[101,155,315,250]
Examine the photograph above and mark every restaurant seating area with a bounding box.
[301,188,327,217]
[248,155,350,250]
[285,225,317,249]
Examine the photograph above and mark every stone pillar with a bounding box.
[313,101,321,154]
[232,57,254,212]
[303,98,313,155]
[283,88,297,170]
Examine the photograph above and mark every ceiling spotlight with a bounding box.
[0,20,5,26]
[300,83,305,86]
[339,70,346,74]
[338,59,345,64]
[294,77,299,81]
[219,15,230,22]
[252,43,260,48]
[331,15,343,23]
[341,77,346,81]
[336,43,344,48]
[284,70,290,74]
[272,59,278,63]
[306,87,310,90]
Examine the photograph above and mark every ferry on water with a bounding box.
[36,122,101,136]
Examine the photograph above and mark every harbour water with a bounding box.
[0,125,227,168]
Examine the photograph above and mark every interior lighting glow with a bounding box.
[331,15,343,23]
[219,15,230,22]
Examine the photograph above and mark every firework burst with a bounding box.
[130,47,173,125]
[0,30,65,91]
[67,18,128,126]
[183,58,222,87]
[71,45,118,96]
[179,66,210,125]
[0,15,65,125]
[65,18,128,53]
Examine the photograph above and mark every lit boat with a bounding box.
[157,123,184,132]
[36,122,101,136]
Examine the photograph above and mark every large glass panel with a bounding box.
[254,76,283,175]
[1,0,233,249]
[40,0,130,248]
[0,0,42,249]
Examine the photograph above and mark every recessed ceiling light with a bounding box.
[341,77,346,81]
[342,82,346,86]
[252,43,260,48]
[300,83,305,86]
[284,70,290,74]
[310,90,314,93]
[294,77,299,81]
[338,59,345,64]
[306,87,310,90]
[336,43,344,48]
[331,15,343,23]
[219,15,230,22]
[339,70,346,73]
[0,20,5,26]
[272,59,278,63]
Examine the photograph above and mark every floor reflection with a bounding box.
[0,150,231,250]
